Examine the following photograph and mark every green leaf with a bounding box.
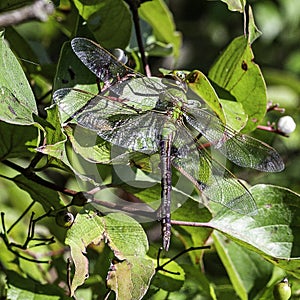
[220,100,248,132]
[44,105,67,146]
[36,106,76,173]
[0,32,39,158]
[185,70,226,123]
[12,174,65,211]
[53,41,99,95]
[208,185,300,276]
[5,26,40,75]
[247,5,262,44]
[209,36,267,132]
[107,257,154,300]
[0,122,38,160]
[213,231,273,300]
[139,0,182,59]
[172,199,212,250]
[65,207,155,297]
[36,106,81,174]
[152,259,185,292]
[6,270,70,300]
[73,0,132,49]
[0,86,35,125]
[64,125,112,163]
[220,0,246,12]
[0,31,37,119]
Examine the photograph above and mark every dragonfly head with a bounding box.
[163,71,188,92]
[111,48,128,64]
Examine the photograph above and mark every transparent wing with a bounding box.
[72,37,188,109]
[71,37,137,84]
[70,38,283,173]
[184,107,284,172]
[53,88,138,119]
[171,125,257,215]
[106,76,186,111]
[87,112,167,154]
[53,88,167,153]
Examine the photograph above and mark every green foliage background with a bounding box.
[0,0,300,299]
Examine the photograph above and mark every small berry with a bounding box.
[278,116,296,135]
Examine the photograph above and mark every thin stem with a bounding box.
[156,246,210,274]
[27,152,45,170]
[91,196,156,218]
[7,201,35,234]
[28,239,55,248]
[0,214,50,263]
[267,101,285,113]
[256,124,288,137]
[27,212,35,245]
[124,0,151,76]
[1,213,8,243]
[2,159,155,220]
[37,89,52,103]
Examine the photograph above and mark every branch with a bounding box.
[123,0,151,76]
[156,246,210,273]
[1,160,76,196]
[2,159,156,218]
[0,0,54,27]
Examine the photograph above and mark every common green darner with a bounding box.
[53,37,284,250]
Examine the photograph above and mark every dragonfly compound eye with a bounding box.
[111,48,128,64]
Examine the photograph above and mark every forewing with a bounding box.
[53,88,137,120]
[184,107,284,172]
[171,125,257,215]
[53,88,166,153]
[71,37,136,84]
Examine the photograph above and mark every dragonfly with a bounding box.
[53,37,285,251]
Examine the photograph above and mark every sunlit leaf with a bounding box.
[208,185,300,277]
[0,31,37,122]
[64,125,112,164]
[209,36,267,132]
[220,0,246,13]
[213,231,273,300]
[185,70,225,123]
[107,257,154,300]
[139,0,182,59]
[220,100,248,132]
[247,5,262,44]
[65,207,155,297]
[0,86,34,125]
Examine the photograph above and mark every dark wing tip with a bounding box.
[260,149,285,172]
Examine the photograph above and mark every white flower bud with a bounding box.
[278,116,296,134]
